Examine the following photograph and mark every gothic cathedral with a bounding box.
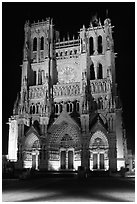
[8,17,127,172]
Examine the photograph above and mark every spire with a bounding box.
[90,20,93,28]
[98,18,102,27]
[67,33,70,41]
[106,9,109,18]
[51,18,53,25]
[83,24,86,30]
[91,13,98,27]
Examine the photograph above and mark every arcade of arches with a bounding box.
[22,125,109,171]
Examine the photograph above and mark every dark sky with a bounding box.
[2,2,135,154]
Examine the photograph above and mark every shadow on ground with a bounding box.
[2,174,135,202]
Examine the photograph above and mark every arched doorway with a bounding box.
[23,133,40,170]
[48,121,81,171]
[31,140,40,169]
[89,131,109,171]
[60,134,74,170]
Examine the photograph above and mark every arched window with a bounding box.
[33,37,37,51]
[38,70,42,85]
[55,104,58,114]
[98,63,103,79]
[60,103,63,113]
[89,37,94,55]
[56,52,58,57]
[65,51,67,56]
[33,105,35,114]
[76,102,79,112]
[67,103,69,112]
[33,71,36,85]
[60,52,62,56]
[70,103,73,112]
[40,36,44,50]
[36,104,39,114]
[90,64,95,80]
[30,106,33,114]
[98,35,102,54]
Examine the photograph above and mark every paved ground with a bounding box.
[2,176,135,202]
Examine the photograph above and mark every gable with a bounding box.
[25,125,39,137]
[90,117,107,135]
[24,132,40,149]
[48,109,80,133]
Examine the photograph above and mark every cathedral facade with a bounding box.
[8,17,127,172]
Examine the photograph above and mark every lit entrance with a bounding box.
[60,149,74,170]
[23,134,40,169]
[68,151,73,169]
[32,154,36,169]
[32,151,39,170]
[93,153,105,170]
[89,131,109,171]
[61,151,66,169]
[31,140,40,170]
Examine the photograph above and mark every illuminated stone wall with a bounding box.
[8,17,127,172]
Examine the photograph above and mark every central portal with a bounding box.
[60,149,74,170]
[93,153,105,170]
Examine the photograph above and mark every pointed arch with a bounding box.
[55,104,59,114]
[89,131,108,148]
[76,101,79,112]
[38,70,42,85]
[48,122,81,149]
[33,105,35,114]
[90,63,95,80]
[98,35,102,54]
[60,103,63,113]
[33,37,37,51]
[97,63,103,79]
[89,36,94,55]
[40,36,44,50]
[67,103,69,112]
[24,133,40,149]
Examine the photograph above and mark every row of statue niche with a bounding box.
[53,84,80,97]
[29,87,48,99]
[90,80,111,93]
[94,96,112,110]
[81,95,112,113]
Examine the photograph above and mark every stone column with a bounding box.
[94,36,98,55]
[94,65,98,79]
[36,70,38,85]
[37,37,40,62]
[97,153,100,169]
[66,150,68,169]
[36,152,39,170]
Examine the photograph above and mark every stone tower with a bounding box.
[8,16,127,171]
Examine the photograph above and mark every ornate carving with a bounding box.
[53,82,80,98]
[90,79,111,94]
[58,66,76,83]
[49,150,59,160]
[29,85,48,99]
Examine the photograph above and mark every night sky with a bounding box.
[2,2,135,155]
